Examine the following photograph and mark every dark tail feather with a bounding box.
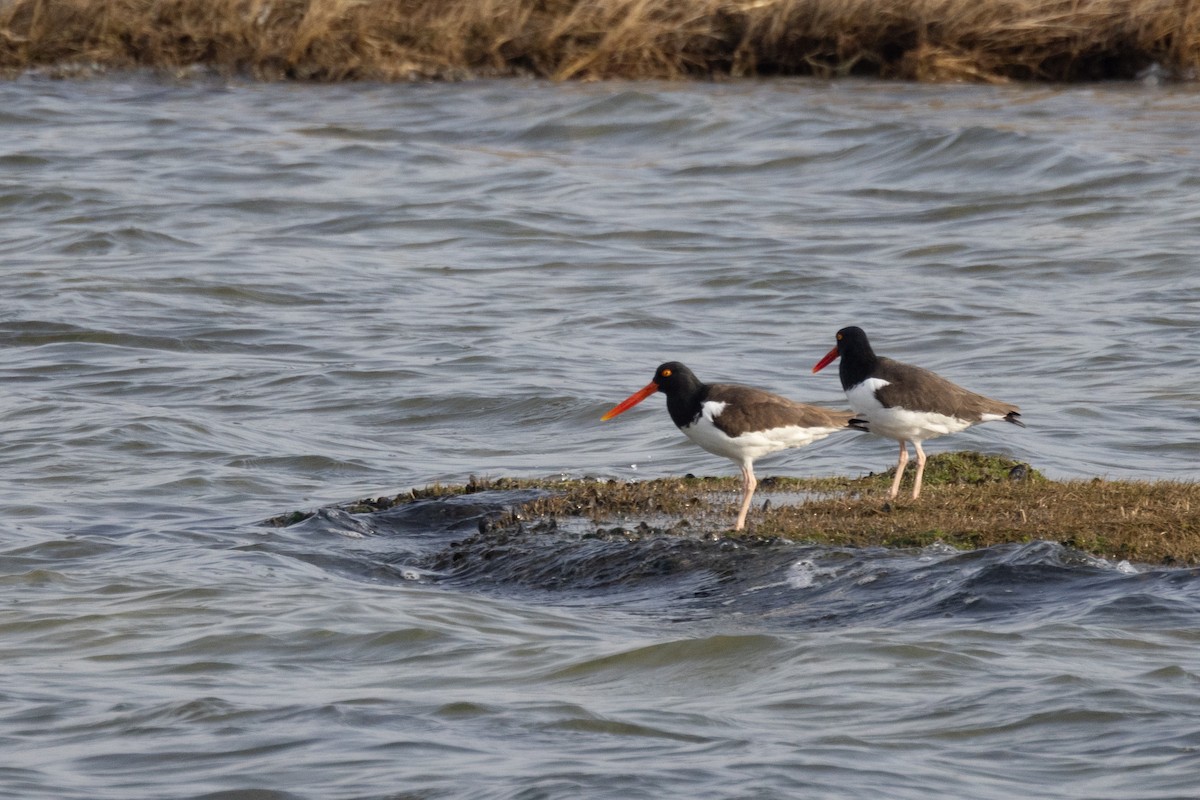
[849,417,870,432]
[1005,411,1026,428]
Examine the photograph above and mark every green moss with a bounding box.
[852,451,1045,490]
[262,509,314,527]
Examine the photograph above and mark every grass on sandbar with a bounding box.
[2,0,1198,83]
[272,452,1200,566]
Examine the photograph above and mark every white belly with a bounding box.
[847,378,973,443]
[680,413,840,465]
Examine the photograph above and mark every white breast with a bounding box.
[701,400,727,422]
[846,377,892,417]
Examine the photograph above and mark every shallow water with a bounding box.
[2,73,1199,799]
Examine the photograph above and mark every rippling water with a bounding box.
[2,73,1199,799]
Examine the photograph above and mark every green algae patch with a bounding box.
[268,452,1200,566]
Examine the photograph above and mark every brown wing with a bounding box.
[873,358,1021,423]
[707,384,854,438]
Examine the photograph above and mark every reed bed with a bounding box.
[1,0,1197,82]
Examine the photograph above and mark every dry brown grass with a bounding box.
[1,0,1197,82]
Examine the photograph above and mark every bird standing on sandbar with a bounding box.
[812,326,1025,500]
[602,362,854,530]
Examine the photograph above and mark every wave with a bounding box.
[269,489,1200,629]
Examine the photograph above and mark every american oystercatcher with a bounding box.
[813,326,1025,500]
[602,362,854,530]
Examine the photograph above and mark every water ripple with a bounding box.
[1,74,1199,800]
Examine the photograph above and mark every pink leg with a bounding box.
[735,462,757,530]
[911,441,928,499]
[888,441,909,499]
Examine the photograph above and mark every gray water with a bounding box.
[2,73,1199,799]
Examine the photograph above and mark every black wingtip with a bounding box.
[849,417,871,432]
[1006,411,1026,428]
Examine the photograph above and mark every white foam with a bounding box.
[787,558,838,589]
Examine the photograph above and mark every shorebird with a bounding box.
[602,362,854,530]
[813,326,1025,500]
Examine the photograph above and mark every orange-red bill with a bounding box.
[812,345,840,373]
[600,381,659,421]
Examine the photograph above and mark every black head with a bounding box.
[833,326,875,360]
[601,361,705,422]
[813,327,878,388]
[650,362,702,397]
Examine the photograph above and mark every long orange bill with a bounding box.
[600,381,659,420]
[812,345,840,374]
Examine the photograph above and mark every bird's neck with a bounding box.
[665,380,708,429]
[839,349,878,390]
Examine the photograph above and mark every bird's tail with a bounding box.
[1005,411,1026,428]
[849,417,870,432]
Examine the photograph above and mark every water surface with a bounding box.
[1,74,1199,799]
